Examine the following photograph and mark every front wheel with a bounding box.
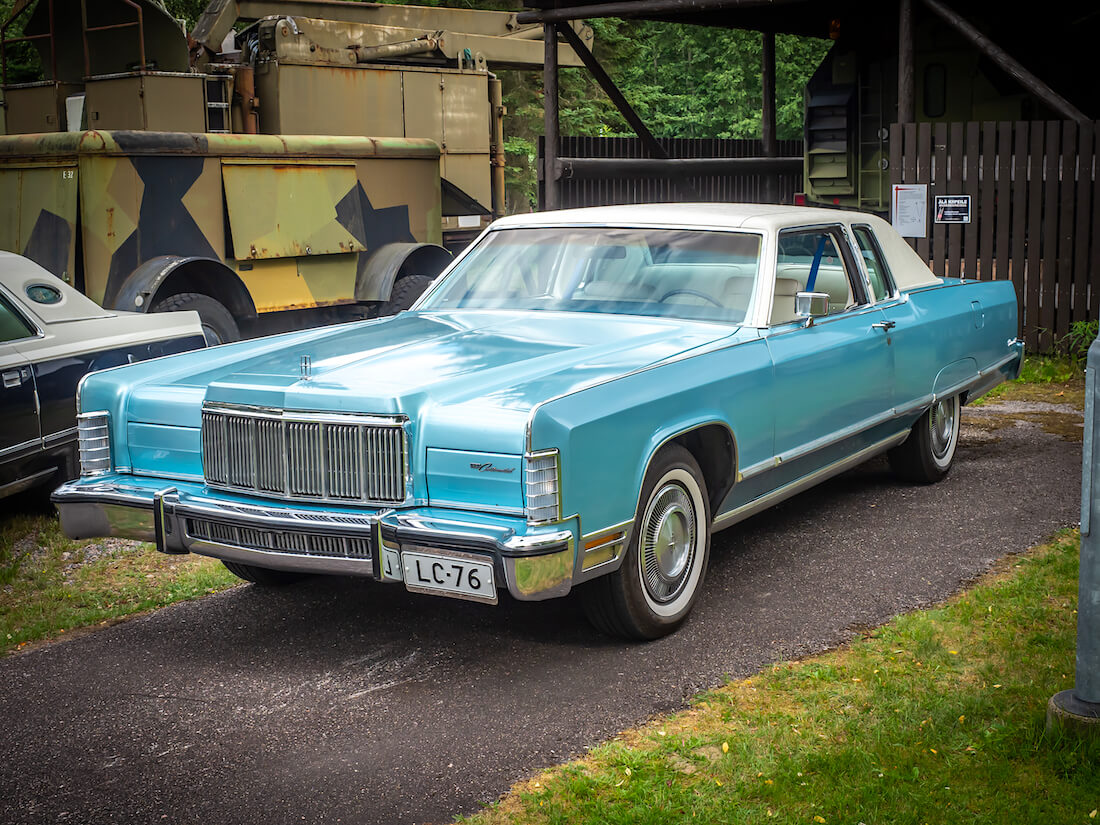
[888,393,961,483]
[222,560,306,586]
[581,444,711,640]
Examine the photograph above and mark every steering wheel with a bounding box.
[657,288,723,307]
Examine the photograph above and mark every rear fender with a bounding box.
[933,357,979,401]
[107,255,257,319]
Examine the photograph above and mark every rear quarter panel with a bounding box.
[886,278,1019,408]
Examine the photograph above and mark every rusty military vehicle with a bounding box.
[0,0,590,341]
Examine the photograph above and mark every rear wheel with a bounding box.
[888,393,961,483]
[581,445,711,640]
[152,292,240,345]
[222,560,306,586]
[378,274,434,317]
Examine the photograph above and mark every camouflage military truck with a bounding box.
[0,0,590,341]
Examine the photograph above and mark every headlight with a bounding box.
[77,412,112,476]
[524,449,561,523]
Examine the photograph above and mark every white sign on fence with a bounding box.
[891,184,928,238]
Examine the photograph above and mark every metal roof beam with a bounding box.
[518,0,802,25]
[921,0,1089,123]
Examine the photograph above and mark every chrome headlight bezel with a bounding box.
[77,411,112,476]
[524,449,561,524]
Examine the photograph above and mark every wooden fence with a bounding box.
[539,135,804,209]
[890,120,1100,351]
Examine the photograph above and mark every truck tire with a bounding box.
[378,274,434,317]
[152,292,240,345]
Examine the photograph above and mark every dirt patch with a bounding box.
[965,382,1084,443]
[980,378,1085,409]
[966,403,1083,442]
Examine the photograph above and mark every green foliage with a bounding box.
[465,531,1100,825]
[1061,320,1098,369]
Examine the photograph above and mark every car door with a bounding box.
[762,224,895,476]
[0,291,41,483]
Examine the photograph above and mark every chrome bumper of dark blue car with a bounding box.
[52,480,575,602]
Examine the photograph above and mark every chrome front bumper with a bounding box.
[52,479,576,602]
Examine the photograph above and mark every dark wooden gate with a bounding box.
[890,120,1099,351]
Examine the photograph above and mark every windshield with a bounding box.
[419,227,762,324]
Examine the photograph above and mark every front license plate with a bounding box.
[400,547,498,605]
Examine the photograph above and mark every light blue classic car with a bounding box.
[53,205,1022,638]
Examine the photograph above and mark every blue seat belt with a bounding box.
[806,236,827,293]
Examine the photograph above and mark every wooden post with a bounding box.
[761,30,778,202]
[897,0,914,123]
[543,23,560,210]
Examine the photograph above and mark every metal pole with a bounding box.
[489,74,507,218]
[1080,355,1100,703]
[543,22,560,210]
[1047,338,1100,733]
[897,0,914,123]
[761,30,778,202]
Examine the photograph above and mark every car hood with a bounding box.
[122,309,739,453]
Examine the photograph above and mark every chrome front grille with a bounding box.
[202,405,406,505]
[185,517,372,560]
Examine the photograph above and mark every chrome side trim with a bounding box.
[713,430,910,531]
[894,394,935,418]
[0,437,41,459]
[42,426,78,447]
[737,457,774,482]
[777,407,899,467]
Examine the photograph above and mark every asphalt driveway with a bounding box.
[0,399,1082,824]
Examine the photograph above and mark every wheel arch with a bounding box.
[354,243,452,303]
[105,256,257,320]
[637,420,739,518]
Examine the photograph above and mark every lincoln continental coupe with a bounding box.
[53,205,1022,638]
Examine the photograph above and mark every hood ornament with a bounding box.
[300,355,312,381]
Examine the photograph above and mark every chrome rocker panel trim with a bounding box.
[52,479,575,602]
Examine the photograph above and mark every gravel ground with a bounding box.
[0,392,1083,825]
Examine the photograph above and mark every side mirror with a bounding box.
[795,291,830,322]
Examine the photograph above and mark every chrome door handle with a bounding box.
[2,369,22,388]
[872,321,896,332]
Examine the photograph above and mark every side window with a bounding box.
[0,294,35,343]
[772,227,863,324]
[852,226,893,302]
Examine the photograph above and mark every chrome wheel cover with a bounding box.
[928,396,958,461]
[640,483,697,604]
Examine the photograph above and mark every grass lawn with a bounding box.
[465,531,1099,824]
[0,504,238,655]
